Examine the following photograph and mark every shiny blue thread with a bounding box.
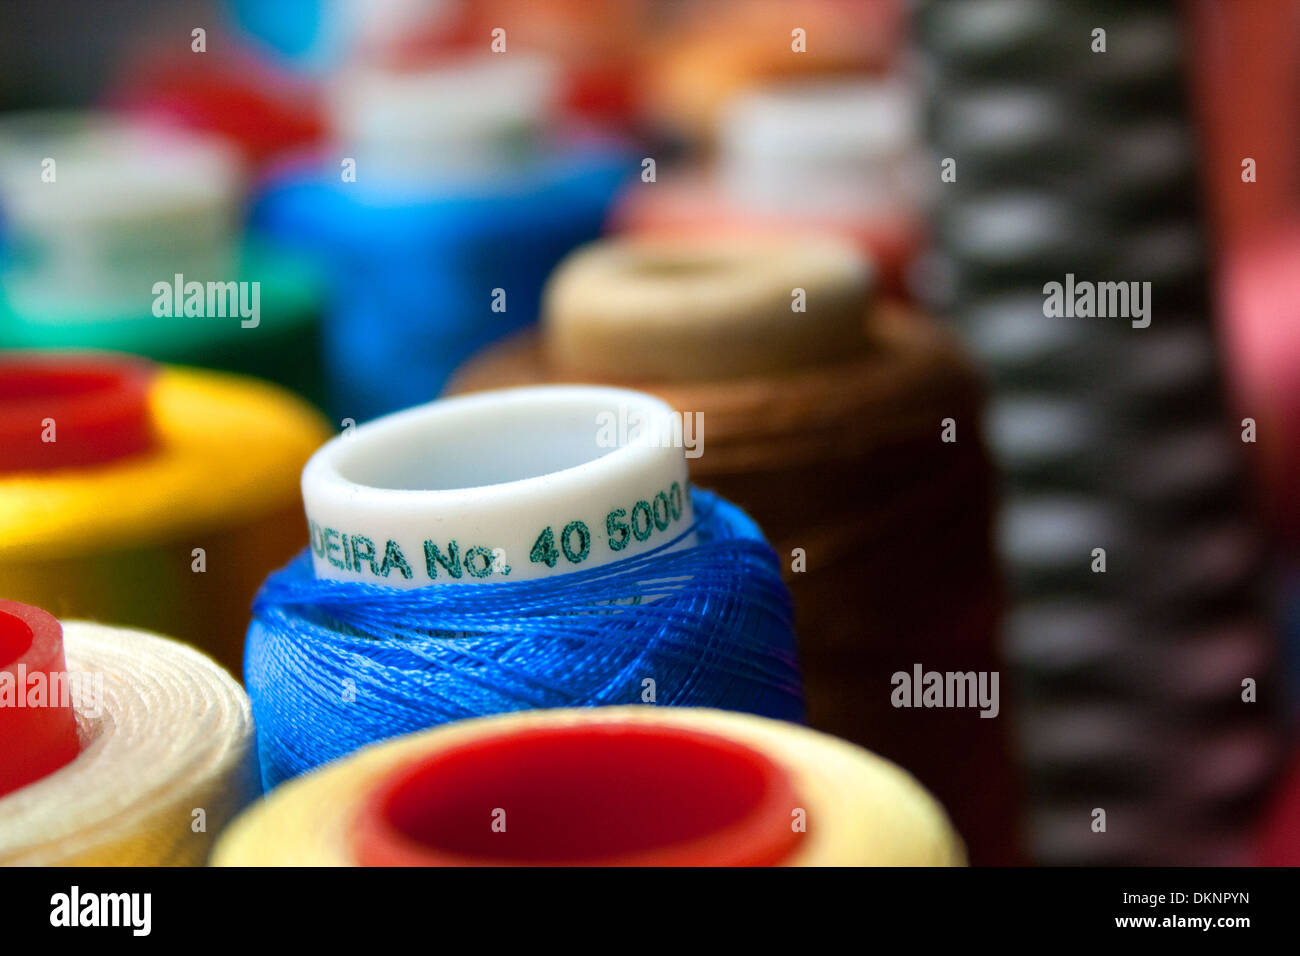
[246,489,804,788]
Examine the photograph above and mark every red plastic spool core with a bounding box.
[0,601,81,797]
[354,721,806,866]
[0,354,156,472]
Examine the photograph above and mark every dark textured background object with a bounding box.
[916,0,1281,863]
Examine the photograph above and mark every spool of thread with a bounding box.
[246,385,803,787]
[213,706,964,866]
[0,352,331,675]
[0,112,240,313]
[0,241,329,408]
[544,235,873,381]
[0,112,328,405]
[1219,227,1300,707]
[639,0,901,144]
[0,600,79,797]
[610,79,926,297]
[445,0,650,128]
[0,601,255,865]
[252,55,629,419]
[109,50,325,166]
[1186,0,1300,241]
[447,235,1019,864]
[1219,225,1300,545]
[329,56,560,184]
[718,80,924,222]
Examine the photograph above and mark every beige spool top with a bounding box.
[542,235,874,382]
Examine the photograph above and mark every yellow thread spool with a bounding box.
[0,355,331,674]
[213,707,965,866]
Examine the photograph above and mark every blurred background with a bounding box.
[1,0,1298,865]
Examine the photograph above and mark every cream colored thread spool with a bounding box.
[0,620,256,866]
[542,236,874,382]
[212,706,966,866]
[0,112,242,314]
[302,385,694,586]
[329,54,559,185]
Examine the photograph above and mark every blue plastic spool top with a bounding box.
[251,143,632,421]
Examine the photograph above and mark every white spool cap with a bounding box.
[329,54,559,183]
[0,112,241,312]
[719,79,923,216]
[302,386,695,587]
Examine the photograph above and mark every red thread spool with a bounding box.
[354,722,805,866]
[0,601,80,797]
[110,54,324,166]
[0,354,156,473]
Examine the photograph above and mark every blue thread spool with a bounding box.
[245,386,803,786]
[224,0,341,71]
[250,58,630,420]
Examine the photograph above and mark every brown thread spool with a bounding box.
[447,235,1021,864]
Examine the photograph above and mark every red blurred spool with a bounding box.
[0,601,81,797]
[0,354,157,473]
[1258,748,1300,865]
[354,722,805,867]
[109,53,324,165]
[1186,0,1300,242]
[1188,1,1300,546]
[1218,225,1300,545]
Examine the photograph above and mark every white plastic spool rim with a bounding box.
[0,111,241,227]
[302,386,695,586]
[0,112,241,311]
[329,54,560,183]
[719,80,923,216]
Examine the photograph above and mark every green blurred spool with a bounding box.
[0,240,328,409]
